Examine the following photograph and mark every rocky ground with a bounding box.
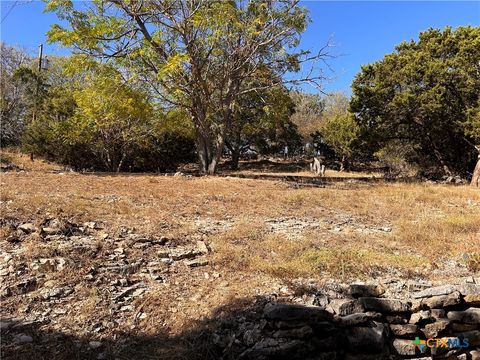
[1,152,479,359]
[1,217,479,360]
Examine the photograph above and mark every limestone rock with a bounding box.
[243,329,262,346]
[329,299,365,316]
[420,291,461,309]
[12,278,37,295]
[359,297,410,313]
[389,324,419,337]
[18,223,37,234]
[406,280,432,292]
[40,286,73,300]
[430,309,446,319]
[348,284,385,298]
[422,319,450,338]
[409,309,444,326]
[184,257,209,267]
[314,294,329,308]
[34,257,66,272]
[345,322,388,354]
[170,248,200,261]
[464,294,480,306]
[456,283,480,296]
[385,315,408,324]
[412,285,456,298]
[451,322,479,332]
[391,338,417,356]
[196,240,209,254]
[470,350,480,360]
[264,304,333,323]
[336,313,369,327]
[89,341,102,349]
[447,308,480,324]
[41,227,60,235]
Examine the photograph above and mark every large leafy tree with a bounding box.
[45,0,328,173]
[350,26,480,179]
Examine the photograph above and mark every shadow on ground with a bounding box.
[2,296,268,360]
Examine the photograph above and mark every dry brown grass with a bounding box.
[2,149,480,284]
[0,148,63,172]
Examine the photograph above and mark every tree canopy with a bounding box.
[350,26,480,179]
[45,0,328,173]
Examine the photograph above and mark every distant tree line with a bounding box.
[0,1,478,184]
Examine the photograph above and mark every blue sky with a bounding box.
[1,1,479,94]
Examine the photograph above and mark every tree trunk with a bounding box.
[230,148,240,170]
[207,133,225,175]
[196,135,211,174]
[472,155,480,187]
[192,111,211,174]
[116,152,127,173]
[225,140,240,170]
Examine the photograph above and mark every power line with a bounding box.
[1,1,20,24]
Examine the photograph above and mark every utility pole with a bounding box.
[33,43,43,118]
[31,44,43,161]
[38,44,43,72]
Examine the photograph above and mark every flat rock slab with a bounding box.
[329,299,365,316]
[336,313,370,327]
[389,324,419,337]
[447,308,480,324]
[18,223,38,233]
[417,291,462,310]
[413,284,480,299]
[184,257,209,267]
[264,304,333,323]
[456,284,480,296]
[345,322,388,353]
[273,325,313,339]
[392,338,418,356]
[359,298,410,313]
[464,294,480,306]
[348,284,385,298]
[422,319,451,338]
[412,285,456,299]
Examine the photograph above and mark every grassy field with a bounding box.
[2,150,479,281]
[1,150,480,358]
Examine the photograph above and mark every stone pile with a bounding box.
[217,282,479,360]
